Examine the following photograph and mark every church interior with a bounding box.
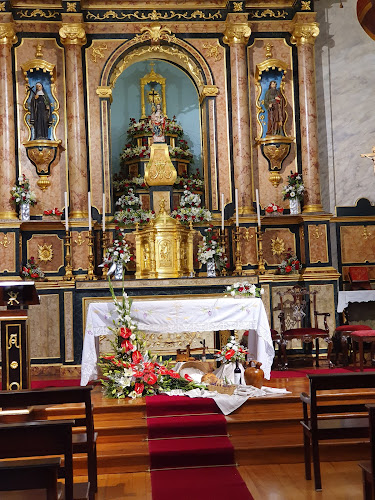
[0,0,375,499]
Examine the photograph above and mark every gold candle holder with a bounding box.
[232,226,243,276]
[102,231,109,280]
[86,230,97,281]
[63,230,74,281]
[219,227,227,276]
[256,227,266,275]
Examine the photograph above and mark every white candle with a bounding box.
[235,189,239,227]
[221,193,224,231]
[102,193,106,233]
[64,192,69,231]
[255,189,261,227]
[88,191,92,231]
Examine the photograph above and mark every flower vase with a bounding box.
[114,261,124,280]
[206,259,216,278]
[20,203,30,221]
[289,198,301,215]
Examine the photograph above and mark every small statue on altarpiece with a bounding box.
[29,82,52,140]
[151,103,166,143]
[264,80,286,137]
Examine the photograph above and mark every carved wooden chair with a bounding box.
[275,286,332,369]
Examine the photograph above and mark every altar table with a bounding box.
[80,297,274,385]
[337,290,375,313]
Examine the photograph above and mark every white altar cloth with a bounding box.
[80,297,274,385]
[337,290,375,313]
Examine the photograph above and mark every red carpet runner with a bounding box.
[146,395,253,500]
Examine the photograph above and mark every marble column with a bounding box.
[0,23,18,219]
[59,22,88,219]
[291,20,323,213]
[223,17,254,215]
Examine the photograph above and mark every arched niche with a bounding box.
[97,37,219,213]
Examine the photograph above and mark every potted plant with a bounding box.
[11,174,37,221]
[282,172,304,215]
[197,226,227,277]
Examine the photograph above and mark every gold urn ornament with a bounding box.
[135,200,193,279]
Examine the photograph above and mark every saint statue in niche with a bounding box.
[151,103,166,143]
[29,82,52,139]
[264,80,285,136]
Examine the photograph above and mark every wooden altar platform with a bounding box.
[24,373,375,477]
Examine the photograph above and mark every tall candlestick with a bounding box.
[235,189,239,227]
[221,193,224,231]
[255,189,261,227]
[102,193,105,233]
[64,192,69,231]
[88,191,92,231]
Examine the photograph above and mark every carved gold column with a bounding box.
[59,22,88,219]
[223,16,254,215]
[0,23,18,219]
[291,18,323,213]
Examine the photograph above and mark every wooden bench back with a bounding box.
[0,419,74,500]
[0,386,94,437]
[306,373,375,426]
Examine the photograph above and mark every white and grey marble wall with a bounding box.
[315,0,375,212]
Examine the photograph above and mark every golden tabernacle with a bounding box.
[134,201,194,279]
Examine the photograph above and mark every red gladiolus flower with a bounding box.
[134,382,144,394]
[285,265,292,273]
[143,372,157,385]
[132,350,143,364]
[184,374,193,382]
[225,349,235,360]
[119,327,132,339]
[121,339,134,351]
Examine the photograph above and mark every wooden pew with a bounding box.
[0,420,76,499]
[300,373,375,491]
[0,386,97,499]
[0,457,62,500]
[359,404,375,500]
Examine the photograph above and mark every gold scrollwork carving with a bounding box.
[202,42,222,62]
[0,23,17,45]
[10,361,18,369]
[91,43,108,63]
[242,229,254,241]
[74,233,84,246]
[96,86,113,103]
[0,233,9,248]
[0,2,5,12]
[223,22,251,45]
[59,23,87,46]
[233,2,244,12]
[19,9,59,19]
[134,23,177,45]
[301,1,312,11]
[200,85,219,103]
[271,236,285,256]
[7,292,19,307]
[38,243,53,262]
[8,333,20,349]
[86,9,222,22]
[291,22,320,46]
[362,226,372,240]
[251,9,288,19]
[110,45,204,92]
[67,2,77,13]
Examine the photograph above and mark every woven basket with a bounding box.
[207,384,236,395]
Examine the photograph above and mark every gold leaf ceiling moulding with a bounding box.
[85,9,222,22]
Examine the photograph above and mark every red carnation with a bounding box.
[285,265,292,273]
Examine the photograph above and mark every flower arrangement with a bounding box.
[226,282,264,298]
[265,203,283,215]
[11,174,37,206]
[99,280,205,399]
[174,169,204,191]
[171,187,212,225]
[21,256,45,279]
[120,145,150,163]
[197,226,227,271]
[126,116,184,139]
[102,230,134,269]
[113,176,147,193]
[168,144,194,162]
[113,189,155,226]
[43,208,63,216]
[282,172,305,201]
[277,248,300,274]
[215,335,248,364]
